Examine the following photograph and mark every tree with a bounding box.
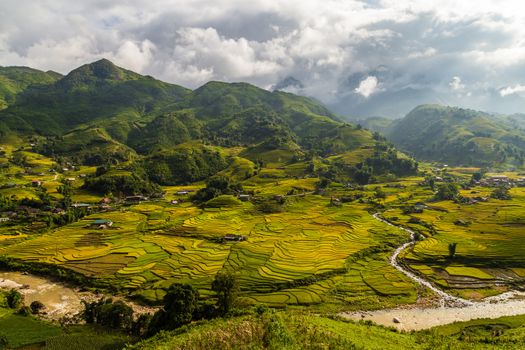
[131,313,152,337]
[434,183,459,201]
[11,152,27,166]
[148,283,199,335]
[82,298,133,330]
[374,187,386,199]
[0,335,7,350]
[471,172,483,182]
[58,182,73,208]
[212,272,239,316]
[448,243,458,259]
[491,186,511,200]
[6,289,22,309]
[193,175,243,203]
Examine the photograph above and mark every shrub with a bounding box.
[6,289,22,309]
[30,301,45,314]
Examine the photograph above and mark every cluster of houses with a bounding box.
[474,175,525,187]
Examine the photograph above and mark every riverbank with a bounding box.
[337,213,525,331]
[0,271,158,321]
[341,291,525,330]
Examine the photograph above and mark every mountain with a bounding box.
[0,59,417,186]
[386,104,525,167]
[0,66,61,110]
[0,59,190,136]
[272,76,304,91]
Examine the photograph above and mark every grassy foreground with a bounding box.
[128,310,525,350]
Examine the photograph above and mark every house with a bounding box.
[176,191,189,195]
[90,219,113,229]
[100,198,112,204]
[488,175,510,184]
[223,234,246,242]
[125,195,149,203]
[0,217,10,222]
[171,200,179,205]
[31,180,43,187]
[238,194,251,201]
[66,177,76,182]
[72,203,91,208]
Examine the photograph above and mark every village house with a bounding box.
[0,217,10,222]
[488,175,510,185]
[238,194,251,201]
[90,219,113,229]
[125,195,149,203]
[176,191,189,195]
[31,180,43,187]
[72,203,91,209]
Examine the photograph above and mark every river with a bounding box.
[339,213,525,330]
[0,271,157,320]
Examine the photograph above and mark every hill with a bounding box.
[0,59,416,185]
[386,104,525,167]
[0,59,191,136]
[0,66,61,110]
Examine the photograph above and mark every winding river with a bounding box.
[3,212,525,330]
[340,213,525,330]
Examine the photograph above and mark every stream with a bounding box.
[339,213,525,330]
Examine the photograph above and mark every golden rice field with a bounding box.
[380,181,525,299]
[0,194,416,308]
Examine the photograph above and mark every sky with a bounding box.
[2,0,525,118]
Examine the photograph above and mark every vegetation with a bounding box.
[148,284,200,335]
[386,104,525,167]
[1,59,525,349]
[211,272,239,316]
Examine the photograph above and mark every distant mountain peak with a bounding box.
[57,58,141,90]
[273,76,304,92]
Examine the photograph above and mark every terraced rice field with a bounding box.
[0,195,415,307]
[381,184,525,299]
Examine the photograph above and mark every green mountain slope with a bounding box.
[0,66,61,110]
[387,104,525,167]
[0,59,190,136]
[0,59,417,185]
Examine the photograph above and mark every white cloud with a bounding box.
[1,0,525,114]
[408,47,437,59]
[354,76,380,98]
[500,84,525,96]
[449,76,465,91]
[113,40,155,73]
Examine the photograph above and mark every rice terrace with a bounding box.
[2,1,525,348]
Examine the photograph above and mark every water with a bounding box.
[339,214,525,330]
[0,271,157,320]
[372,213,472,307]
[0,271,85,318]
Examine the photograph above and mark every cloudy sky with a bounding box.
[2,0,525,117]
